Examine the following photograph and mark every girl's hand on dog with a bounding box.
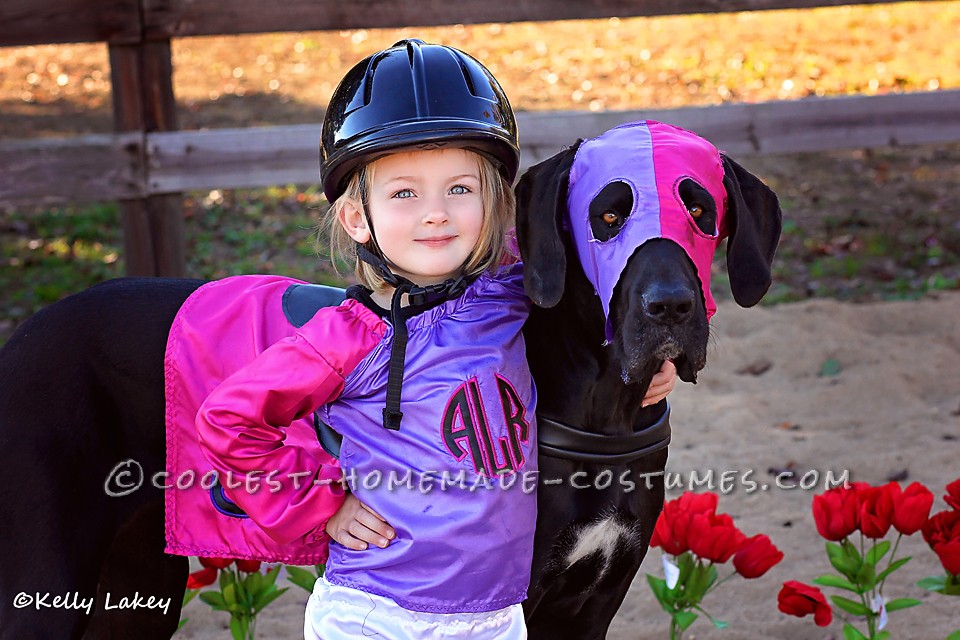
[642,360,677,407]
[325,493,396,550]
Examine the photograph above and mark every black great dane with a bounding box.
[0,120,780,639]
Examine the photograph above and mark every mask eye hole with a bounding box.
[677,178,718,235]
[589,181,633,242]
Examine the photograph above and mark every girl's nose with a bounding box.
[421,196,449,225]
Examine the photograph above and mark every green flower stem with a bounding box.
[878,532,903,593]
[704,570,735,597]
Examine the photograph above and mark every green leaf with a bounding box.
[711,618,729,629]
[646,574,669,605]
[177,617,189,631]
[814,574,861,593]
[287,565,320,593]
[244,571,262,597]
[831,595,871,616]
[676,552,696,589]
[198,591,227,610]
[704,563,719,591]
[865,540,891,566]
[229,615,246,640]
[855,561,876,591]
[829,553,860,580]
[685,562,711,603]
[827,541,861,578]
[674,610,698,631]
[182,589,199,606]
[233,576,248,606]
[917,575,947,592]
[819,358,842,377]
[841,538,861,559]
[876,556,911,583]
[264,564,281,587]
[875,632,891,640]
[842,623,870,640]
[945,630,960,640]
[883,597,922,612]
[253,586,289,614]
[223,583,238,606]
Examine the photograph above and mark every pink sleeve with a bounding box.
[197,302,384,546]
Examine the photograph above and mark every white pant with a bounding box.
[304,576,528,640]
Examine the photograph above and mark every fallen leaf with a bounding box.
[737,359,773,376]
[818,358,842,377]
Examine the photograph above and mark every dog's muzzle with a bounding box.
[566,121,729,341]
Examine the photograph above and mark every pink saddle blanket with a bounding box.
[164,274,345,564]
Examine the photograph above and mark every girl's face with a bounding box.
[341,148,485,287]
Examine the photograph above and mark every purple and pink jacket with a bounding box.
[165,264,536,613]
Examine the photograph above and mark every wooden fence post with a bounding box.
[108,39,185,277]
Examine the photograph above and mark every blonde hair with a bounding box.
[324,151,515,292]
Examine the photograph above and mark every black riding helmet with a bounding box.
[320,39,520,203]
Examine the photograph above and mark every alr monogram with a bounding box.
[441,374,530,476]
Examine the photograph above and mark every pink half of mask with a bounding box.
[566,120,729,341]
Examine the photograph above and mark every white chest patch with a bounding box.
[564,515,630,575]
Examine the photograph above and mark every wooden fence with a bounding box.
[1,0,958,276]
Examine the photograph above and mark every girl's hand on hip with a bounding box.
[325,493,396,550]
[642,360,677,407]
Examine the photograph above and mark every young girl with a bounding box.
[197,39,676,639]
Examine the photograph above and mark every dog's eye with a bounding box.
[687,204,703,219]
[602,211,620,226]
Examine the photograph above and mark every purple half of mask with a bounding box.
[567,120,729,342]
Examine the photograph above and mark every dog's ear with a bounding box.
[721,155,783,307]
[515,142,581,307]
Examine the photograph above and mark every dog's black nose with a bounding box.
[642,286,695,324]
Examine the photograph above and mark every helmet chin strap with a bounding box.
[355,168,471,431]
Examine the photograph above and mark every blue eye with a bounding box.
[393,189,414,199]
[450,185,470,195]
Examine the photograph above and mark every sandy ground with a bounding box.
[176,292,960,639]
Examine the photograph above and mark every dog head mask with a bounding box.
[518,119,781,342]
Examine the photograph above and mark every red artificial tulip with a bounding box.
[676,491,719,516]
[944,478,960,512]
[933,539,960,577]
[651,491,719,556]
[687,511,745,563]
[812,485,859,541]
[923,510,960,577]
[858,482,896,539]
[777,581,832,627]
[235,559,262,573]
[733,534,784,579]
[890,482,935,535]
[186,566,218,589]
[199,556,234,570]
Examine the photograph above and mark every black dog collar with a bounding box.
[537,403,671,466]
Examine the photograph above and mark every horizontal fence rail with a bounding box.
[2,0,941,46]
[3,89,959,206]
[2,0,955,275]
